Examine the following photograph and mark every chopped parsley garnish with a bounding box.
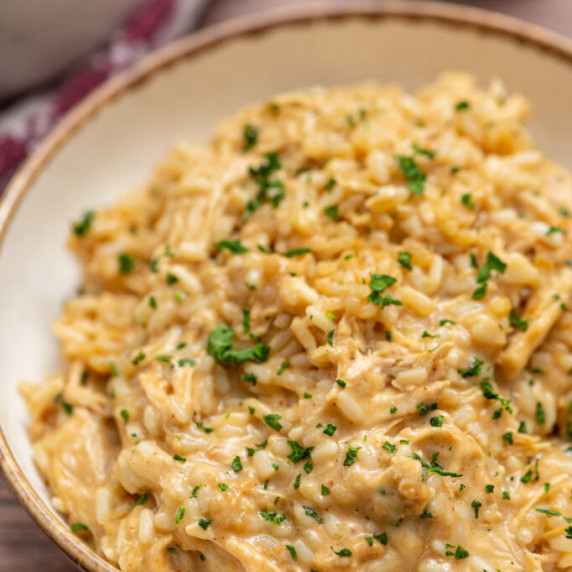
[535,508,561,516]
[447,545,469,559]
[198,517,212,530]
[321,484,330,495]
[412,143,435,159]
[207,324,270,365]
[430,415,444,427]
[132,351,146,365]
[231,456,243,472]
[327,329,334,346]
[439,319,456,326]
[120,409,129,423]
[276,361,287,376]
[398,251,412,270]
[417,402,438,416]
[54,392,73,415]
[485,484,494,493]
[397,155,427,196]
[287,441,313,463]
[367,274,400,306]
[509,309,528,332]
[135,492,147,505]
[323,424,337,437]
[461,193,476,210]
[173,454,187,463]
[536,402,546,424]
[149,296,157,309]
[260,510,286,525]
[155,355,172,363]
[245,153,284,217]
[335,378,347,388]
[285,545,297,561]
[343,446,361,467]
[325,178,337,191]
[70,523,89,533]
[502,491,511,500]
[382,441,396,453]
[218,483,228,491]
[546,226,564,236]
[263,414,283,431]
[455,100,470,111]
[246,440,267,456]
[303,506,323,523]
[324,204,339,220]
[177,358,196,367]
[72,211,94,236]
[196,422,213,434]
[333,548,352,557]
[521,470,533,483]
[293,474,301,489]
[214,240,248,254]
[285,247,311,257]
[458,357,484,378]
[118,253,135,275]
[243,372,257,385]
[472,251,507,300]
[242,123,259,152]
[412,453,463,479]
[166,273,179,285]
[471,500,482,518]
[422,331,439,339]
[303,392,312,399]
[242,309,251,333]
[503,432,514,444]
[374,532,388,545]
[175,506,185,524]
[481,379,512,413]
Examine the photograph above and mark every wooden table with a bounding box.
[2,0,572,570]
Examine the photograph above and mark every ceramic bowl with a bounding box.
[2,2,572,570]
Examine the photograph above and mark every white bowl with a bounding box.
[2,2,572,569]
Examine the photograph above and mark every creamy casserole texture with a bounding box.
[22,74,572,571]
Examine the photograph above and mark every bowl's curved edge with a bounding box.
[2,1,572,570]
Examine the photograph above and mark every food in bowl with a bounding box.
[21,73,572,571]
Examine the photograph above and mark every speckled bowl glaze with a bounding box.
[2,2,572,570]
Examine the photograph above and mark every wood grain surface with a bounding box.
[2,1,571,570]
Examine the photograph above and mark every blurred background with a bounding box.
[0,0,571,569]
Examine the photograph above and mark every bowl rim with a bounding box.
[2,1,572,570]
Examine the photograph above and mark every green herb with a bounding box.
[231,456,243,472]
[373,532,388,545]
[166,273,179,285]
[303,393,312,399]
[197,517,212,530]
[481,379,512,413]
[321,484,330,495]
[242,124,259,152]
[263,414,283,431]
[503,432,513,445]
[285,247,311,257]
[439,319,456,326]
[461,193,476,210]
[120,409,129,423]
[471,500,482,518]
[535,508,561,516]
[268,102,280,115]
[502,491,511,500]
[336,378,347,388]
[275,361,287,376]
[325,178,337,191]
[324,204,339,220]
[218,483,228,491]
[207,324,270,365]
[333,548,352,557]
[177,358,196,367]
[343,446,361,467]
[135,492,147,505]
[389,406,397,414]
[472,251,507,300]
[422,331,439,339]
[325,311,337,320]
[215,240,248,254]
[521,470,533,483]
[259,509,286,525]
[54,392,73,415]
[242,309,251,334]
[367,274,401,306]
[257,244,272,254]
[243,372,257,385]
[455,100,470,111]
[397,155,427,196]
[285,545,298,561]
[382,441,396,453]
[430,415,444,427]
[293,474,301,489]
[72,211,94,236]
[175,506,185,524]
[509,309,528,332]
[173,454,187,463]
[398,251,412,270]
[412,143,435,159]
[196,422,213,434]
[287,441,313,463]
[546,226,564,236]
[119,254,135,275]
[155,355,172,363]
[452,545,469,559]
[412,453,463,479]
[458,357,484,378]
[536,402,546,424]
[365,536,373,546]
[323,424,337,437]
[303,506,323,523]
[485,484,494,493]
[70,523,89,533]
[417,402,438,416]
[244,153,284,217]
[327,329,334,346]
